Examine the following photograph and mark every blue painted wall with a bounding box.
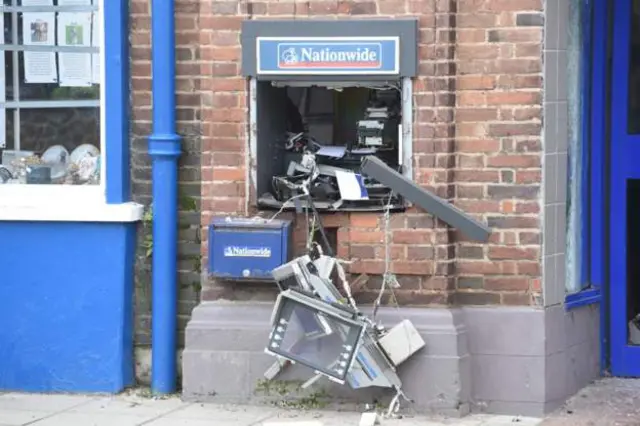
[0,222,136,393]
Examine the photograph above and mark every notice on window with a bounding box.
[57,13,92,87]
[0,15,5,149]
[22,12,58,84]
[21,0,53,5]
[91,12,100,84]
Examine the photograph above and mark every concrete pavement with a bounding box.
[0,391,543,426]
[2,378,639,425]
[540,378,640,426]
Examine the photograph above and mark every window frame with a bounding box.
[565,0,606,310]
[0,0,135,219]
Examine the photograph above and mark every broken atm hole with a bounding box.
[255,81,406,212]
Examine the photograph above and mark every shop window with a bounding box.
[253,80,408,213]
[565,0,603,309]
[0,0,102,188]
[566,0,589,295]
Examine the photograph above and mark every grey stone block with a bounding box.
[544,351,568,402]
[544,153,558,204]
[182,302,470,415]
[544,203,558,256]
[183,351,252,401]
[544,52,559,102]
[463,307,545,356]
[181,302,600,418]
[544,0,560,51]
[471,354,546,403]
[543,256,561,307]
[543,102,558,154]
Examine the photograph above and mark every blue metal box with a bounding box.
[208,217,292,281]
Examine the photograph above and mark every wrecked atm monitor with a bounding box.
[267,289,366,384]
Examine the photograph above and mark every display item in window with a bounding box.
[73,154,100,184]
[41,145,70,183]
[26,164,53,185]
[0,166,12,184]
[0,143,100,185]
[11,154,45,184]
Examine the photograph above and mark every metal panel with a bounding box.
[360,156,491,242]
[208,218,292,281]
[241,19,418,80]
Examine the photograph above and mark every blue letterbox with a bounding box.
[208,217,292,280]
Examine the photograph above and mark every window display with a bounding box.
[0,0,101,186]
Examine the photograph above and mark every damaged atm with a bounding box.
[242,19,419,213]
[237,19,492,419]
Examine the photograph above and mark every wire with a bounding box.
[372,192,399,322]
[384,386,412,419]
[266,192,308,223]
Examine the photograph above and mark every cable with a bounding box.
[372,192,399,322]
[266,192,307,223]
[384,386,412,419]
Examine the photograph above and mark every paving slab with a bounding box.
[0,409,51,426]
[0,392,544,426]
[27,412,152,426]
[66,395,186,417]
[0,393,92,413]
[541,378,640,426]
[163,402,279,425]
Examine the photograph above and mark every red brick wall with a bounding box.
[195,0,544,306]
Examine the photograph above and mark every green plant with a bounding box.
[141,197,202,295]
[141,196,198,259]
[179,194,198,212]
[255,379,303,396]
[142,205,154,258]
[254,379,330,410]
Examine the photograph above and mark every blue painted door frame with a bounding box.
[608,0,640,376]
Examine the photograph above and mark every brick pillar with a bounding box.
[453,0,543,305]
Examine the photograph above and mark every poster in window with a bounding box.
[21,0,58,84]
[0,13,5,149]
[91,12,100,85]
[57,12,92,87]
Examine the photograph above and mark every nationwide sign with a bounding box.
[223,246,272,258]
[256,37,400,75]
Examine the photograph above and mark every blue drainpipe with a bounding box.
[148,0,181,394]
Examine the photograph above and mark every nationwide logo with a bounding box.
[277,42,382,70]
[223,246,272,258]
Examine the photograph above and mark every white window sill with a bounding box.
[0,197,144,223]
[0,185,144,222]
